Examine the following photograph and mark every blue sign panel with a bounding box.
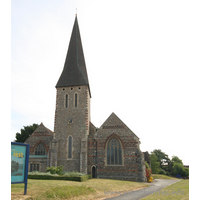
[11,144,27,182]
[11,142,30,195]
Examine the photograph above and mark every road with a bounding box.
[105,179,181,200]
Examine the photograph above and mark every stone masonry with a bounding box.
[25,123,53,172]
[88,113,146,182]
[24,16,147,182]
[54,85,90,173]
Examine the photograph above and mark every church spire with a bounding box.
[56,16,91,97]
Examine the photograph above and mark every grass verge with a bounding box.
[141,179,189,200]
[11,178,148,200]
[152,174,179,180]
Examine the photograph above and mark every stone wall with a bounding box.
[88,113,146,182]
[25,123,53,172]
[28,157,48,172]
[54,85,90,172]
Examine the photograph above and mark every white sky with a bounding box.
[10,0,200,166]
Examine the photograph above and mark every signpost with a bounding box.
[11,142,30,195]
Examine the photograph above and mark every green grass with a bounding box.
[43,185,95,199]
[152,174,179,180]
[11,178,148,200]
[141,179,189,200]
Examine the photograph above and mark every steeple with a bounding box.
[56,16,91,97]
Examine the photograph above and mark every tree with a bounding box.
[182,167,189,177]
[171,156,183,165]
[150,153,160,174]
[171,156,188,177]
[152,149,170,167]
[172,163,184,176]
[15,123,39,143]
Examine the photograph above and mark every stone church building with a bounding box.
[25,16,147,182]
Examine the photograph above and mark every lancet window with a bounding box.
[68,136,72,158]
[65,94,68,108]
[75,93,78,107]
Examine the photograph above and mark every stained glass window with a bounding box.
[107,138,122,165]
[35,143,45,155]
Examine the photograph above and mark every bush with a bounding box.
[150,153,161,174]
[63,171,86,177]
[159,169,166,175]
[28,171,59,176]
[46,165,63,175]
[81,174,92,181]
[28,174,91,182]
[145,161,150,170]
[148,176,153,183]
[166,171,171,176]
[172,163,183,176]
[172,163,189,177]
[46,167,56,174]
[145,161,153,182]
[182,168,189,177]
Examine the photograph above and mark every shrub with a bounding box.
[46,167,56,174]
[55,165,64,175]
[166,171,171,176]
[81,174,92,181]
[159,168,166,175]
[148,176,153,183]
[28,171,59,176]
[145,162,152,182]
[145,161,150,169]
[172,163,183,176]
[46,165,63,175]
[28,174,91,182]
[146,169,153,182]
[150,153,160,174]
[182,168,189,177]
[172,163,189,177]
[63,171,86,177]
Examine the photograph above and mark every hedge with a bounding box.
[28,174,92,182]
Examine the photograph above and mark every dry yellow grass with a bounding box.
[11,178,148,200]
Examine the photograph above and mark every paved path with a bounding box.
[105,179,181,200]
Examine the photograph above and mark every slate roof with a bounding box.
[56,16,91,97]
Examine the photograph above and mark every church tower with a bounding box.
[54,16,91,173]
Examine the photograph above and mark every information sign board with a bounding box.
[11,142,30,195]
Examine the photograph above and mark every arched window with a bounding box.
[107,137,122,165]
[68,136,72,158]
[35,143,46,155]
